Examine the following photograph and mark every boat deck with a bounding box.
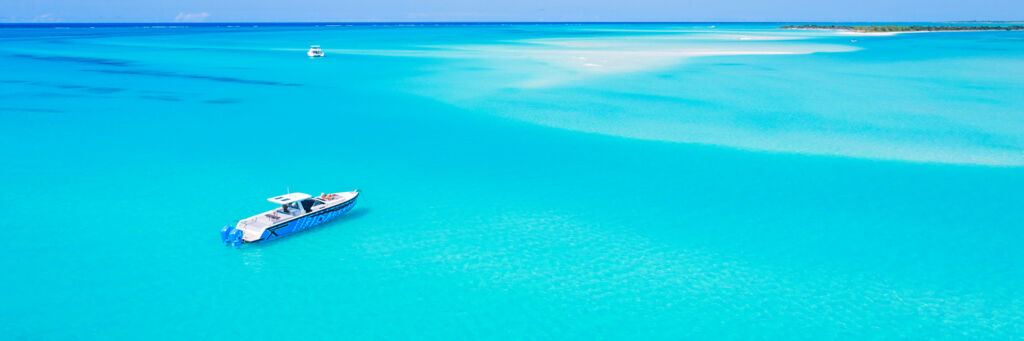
[238,207,302,231]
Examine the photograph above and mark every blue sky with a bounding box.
[1,0,1022,23]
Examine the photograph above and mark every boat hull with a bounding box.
[253,196,357,243]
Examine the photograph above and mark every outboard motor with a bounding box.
[220,225,244,247]
[220,225,231,242]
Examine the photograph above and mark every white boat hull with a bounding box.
[221,190,358,246]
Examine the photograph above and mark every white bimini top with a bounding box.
[267,193,312,205]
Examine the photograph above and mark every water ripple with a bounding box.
[11,53,133,67]
[83,69,301,87]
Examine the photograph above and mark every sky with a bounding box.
[1,0,1022,23]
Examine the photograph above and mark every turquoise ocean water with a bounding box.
[1,23,1022,339]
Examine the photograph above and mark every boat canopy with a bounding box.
[268,193,312,205]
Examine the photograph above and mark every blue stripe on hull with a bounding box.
[256,198,356,242]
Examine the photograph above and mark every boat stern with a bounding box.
[220,225,244,246]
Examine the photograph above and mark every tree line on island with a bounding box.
[780,24,1024,32]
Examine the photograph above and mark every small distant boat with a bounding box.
[220,190,358,246]
[850,39,858,43]
[307,45,324,57]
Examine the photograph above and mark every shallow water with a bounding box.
[1,23,1022,339]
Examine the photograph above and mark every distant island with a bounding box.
[780,24,1024,33]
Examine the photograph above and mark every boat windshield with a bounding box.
[300,199,322,213]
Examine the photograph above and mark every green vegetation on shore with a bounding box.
[780,24,1024,32]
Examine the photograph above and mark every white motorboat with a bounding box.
[307,45,324,57]
[220,190,358,246]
